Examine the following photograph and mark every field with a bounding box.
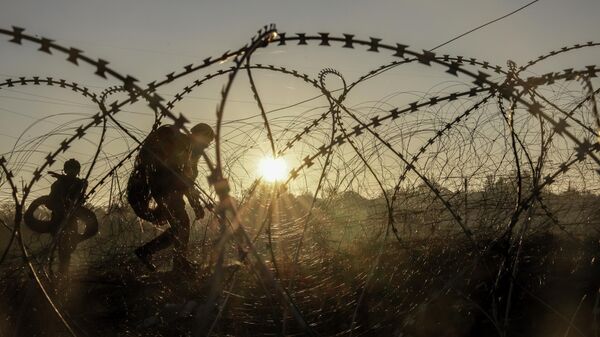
[1,186,599,337]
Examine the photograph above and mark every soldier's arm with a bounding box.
[80,179,88,202]
[185,186,205,219]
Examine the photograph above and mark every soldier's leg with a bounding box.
[164,192,190,257]
[57,218,78,277]
[135,193,189,270]
[134,195,174,271]
[137,225,173,254]
[57,242,71,277]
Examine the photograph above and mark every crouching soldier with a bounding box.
[24,158,98,278]
[128,123,214,273]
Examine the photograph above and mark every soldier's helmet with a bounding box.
[190,123,215,147]
[64,158,81,176]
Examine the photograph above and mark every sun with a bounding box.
[258,156,288,182]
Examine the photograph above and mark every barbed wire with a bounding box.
[0,25,599,337]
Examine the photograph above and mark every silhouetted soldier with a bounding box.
[128,123,214,272]
[25,158,98,278]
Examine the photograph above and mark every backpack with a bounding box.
[127,125,189,223]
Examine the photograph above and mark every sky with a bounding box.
[2,0,599,69]
[0,0,599,199]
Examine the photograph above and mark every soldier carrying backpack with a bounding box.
[128,123,214,272]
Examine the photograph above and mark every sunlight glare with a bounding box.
[258,157,288,182]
